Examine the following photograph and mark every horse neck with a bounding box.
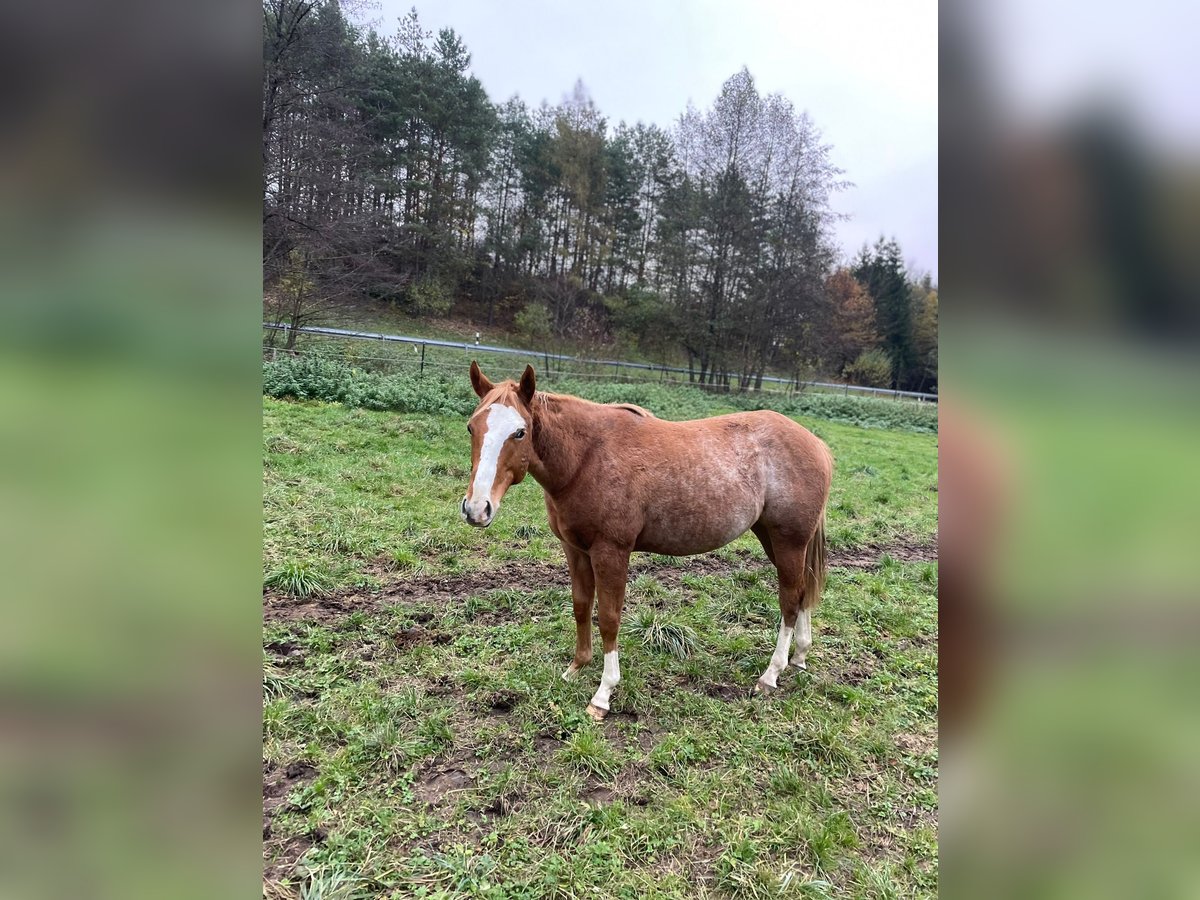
[528,394,593,496]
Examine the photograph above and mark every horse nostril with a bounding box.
[484,500,492,519]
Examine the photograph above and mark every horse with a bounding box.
[460,361,833,720]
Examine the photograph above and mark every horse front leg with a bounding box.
[585,543,630,721]
[561,543,595,681]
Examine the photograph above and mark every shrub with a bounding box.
[514,302,552,341]
[263,355,937,433]
[843,349,893,388]
[262,353,354,403]
[406,277,453,316]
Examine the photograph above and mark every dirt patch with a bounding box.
[532,734,560,755]
[263,760,316,818]
[264,539,936,624]
[603,710,639,726]
[480,792,520,818]
[828,657,878,688]
[700,681,747,702]
[263,591,373,626]
[265,639,304,662]
[264,835,313,884]
[415,768,474,804]
[385,561,570,606]
[263,760,319,880]
[894,730,937,757]
[412,749,481,806]
[832,536,938,568]
[483,689,520,716]
[394,625,453,649]
[581,783,615,805]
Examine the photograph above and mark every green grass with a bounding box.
[263,393,938,898]
[262,397,936,592]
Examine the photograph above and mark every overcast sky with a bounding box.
[369,0,938,279]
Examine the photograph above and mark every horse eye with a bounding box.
[513,429,526,440]
[467,423,473,435]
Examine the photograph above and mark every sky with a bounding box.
[368,0,939,279]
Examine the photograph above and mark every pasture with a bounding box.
[263,389,938,899]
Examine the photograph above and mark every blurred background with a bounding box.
[941,0,1200,897]
[0,0,262,897]
[0,0,1198,896]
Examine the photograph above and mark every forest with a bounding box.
[263,1,937,392]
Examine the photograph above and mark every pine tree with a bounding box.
[853,238,916,389]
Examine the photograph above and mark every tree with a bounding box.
[911,277,938,392]
[853,237,917,389]
[261,15,879,388]
[826,268,880,372]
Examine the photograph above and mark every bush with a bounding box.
[262,353,355,403]
[514,302,552,341]
[263,354,477,416]
[406,277,453,316]
[263,354,937,433]
[843,349,893,388]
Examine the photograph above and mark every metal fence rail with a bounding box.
[263,323,939,402]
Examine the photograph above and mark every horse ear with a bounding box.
[470,360,493,398]
[518,365,536,405]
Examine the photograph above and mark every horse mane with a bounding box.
[534,391,655,419]
[610,403,653,418]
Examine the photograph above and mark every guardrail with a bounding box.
[263,323,939,402]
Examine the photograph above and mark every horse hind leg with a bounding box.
[791,514,826,668]
[791,608,812,669]
[750,521,777,566]
[754,536,806,694]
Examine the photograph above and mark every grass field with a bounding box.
[263,390,938,899]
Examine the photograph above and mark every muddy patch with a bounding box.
[826,656,878,688]
[263,761,316,818]
[264,539,936,624]
[701,681,747,702]
[264,834,314,883]
[581,782,615,805]
[894,730,937,757]
[263,592,373,626]
[263,760,320,879]
[384,561,569,606]
[832,537,938,569]
[480,792,520,818]
[265,639,304,663]
[483,689,520,716]
[602,709,639,726]
[415,768,473,804]
[532,734,560,755]
[394,625,453,650]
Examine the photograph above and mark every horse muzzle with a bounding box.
[461,496,494,528]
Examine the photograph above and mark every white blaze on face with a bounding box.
[589,650,621,711]
[467,403,526,511]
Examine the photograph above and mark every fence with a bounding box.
[262,323,938,402]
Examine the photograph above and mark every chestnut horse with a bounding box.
[461,362,832,720]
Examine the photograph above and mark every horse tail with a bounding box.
[801,509,827,612]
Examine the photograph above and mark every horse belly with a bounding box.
[635,492,761,556]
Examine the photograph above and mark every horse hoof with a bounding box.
[561,667,577,682]
[753,678,776,696]
[585,703,608,721]
[790,658,808,670]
